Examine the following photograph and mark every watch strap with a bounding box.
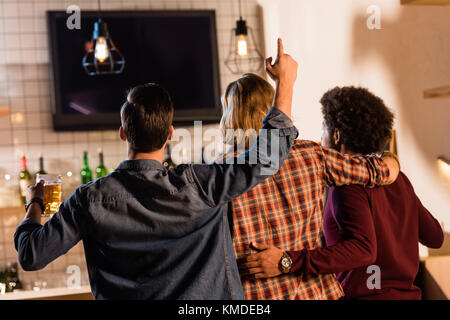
[25,198,45,213]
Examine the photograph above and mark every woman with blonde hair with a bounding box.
[220,73,274,150]
[220,72,399,300]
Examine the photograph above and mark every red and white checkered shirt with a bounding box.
[229,140,391,300]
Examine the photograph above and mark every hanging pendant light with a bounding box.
[235,18,248,57]
[225,0,264,75]
[82,0,125,76]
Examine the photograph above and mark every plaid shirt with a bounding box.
[229,140,391,300]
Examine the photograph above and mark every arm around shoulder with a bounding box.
[321,147,398,188]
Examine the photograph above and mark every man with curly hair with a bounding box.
[240,86,443,300]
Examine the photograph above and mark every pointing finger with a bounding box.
[277,38,284,59]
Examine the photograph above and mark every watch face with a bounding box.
[282,258,290,268]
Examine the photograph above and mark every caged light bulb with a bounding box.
[94,37,109,63]
[82,17,126,75]
[236,34,248,57]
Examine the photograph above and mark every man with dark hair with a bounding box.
[14,39,299,299]
[120,83,175,154]
[239,86,443,300]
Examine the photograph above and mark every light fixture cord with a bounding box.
[97,0,102,20]
[238,0,243,19]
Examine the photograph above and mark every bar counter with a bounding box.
[1,285,93,300]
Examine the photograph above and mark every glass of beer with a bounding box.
[36,173,62,217]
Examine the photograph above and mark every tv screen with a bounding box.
[47,10,221,131]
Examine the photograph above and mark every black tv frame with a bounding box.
[47,10,222,131]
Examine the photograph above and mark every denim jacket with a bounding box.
[14,108,298,300]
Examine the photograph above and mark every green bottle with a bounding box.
[19,153,31,204]
[163,144,176,169]
[80,151,93,184]
[36,153,47,175]
[96,148,108,178]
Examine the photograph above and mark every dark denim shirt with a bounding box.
[14,108,298,300]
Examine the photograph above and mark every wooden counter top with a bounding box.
[1,285,93,300]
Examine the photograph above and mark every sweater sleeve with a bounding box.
[417,195,444,249]
[401,173,444,249]
[288,185,377,275]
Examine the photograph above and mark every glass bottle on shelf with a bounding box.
[8,263,22,292]
[19,153,31,204]
[95,148,108,178]
[80,151,93,184]
[163,144,176,169]
[36,153,47,176]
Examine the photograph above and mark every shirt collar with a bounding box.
[116,159,166,171]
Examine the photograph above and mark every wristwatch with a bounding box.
[25,197,45,214]
[279,251,293,274]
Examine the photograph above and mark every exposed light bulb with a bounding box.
[11,112,24,124]
[94,37,109,63]
[438,157,450,180]
[236,34,248,57]
[83,19,126,75]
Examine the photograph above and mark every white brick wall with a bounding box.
[0,0,264,290]
[0,0,264,205]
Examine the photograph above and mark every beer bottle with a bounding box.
[80,151,93,184]
[163,144,176,169]
[19,153,31,204]
[36,153,47,175]
[96,148,108,178]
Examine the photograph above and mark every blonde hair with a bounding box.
[220,73,275,147]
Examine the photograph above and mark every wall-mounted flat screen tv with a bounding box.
[47,10,221,131]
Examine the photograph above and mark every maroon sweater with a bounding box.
[287,172,443,300]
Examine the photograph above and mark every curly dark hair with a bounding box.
[320,86,394,154]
